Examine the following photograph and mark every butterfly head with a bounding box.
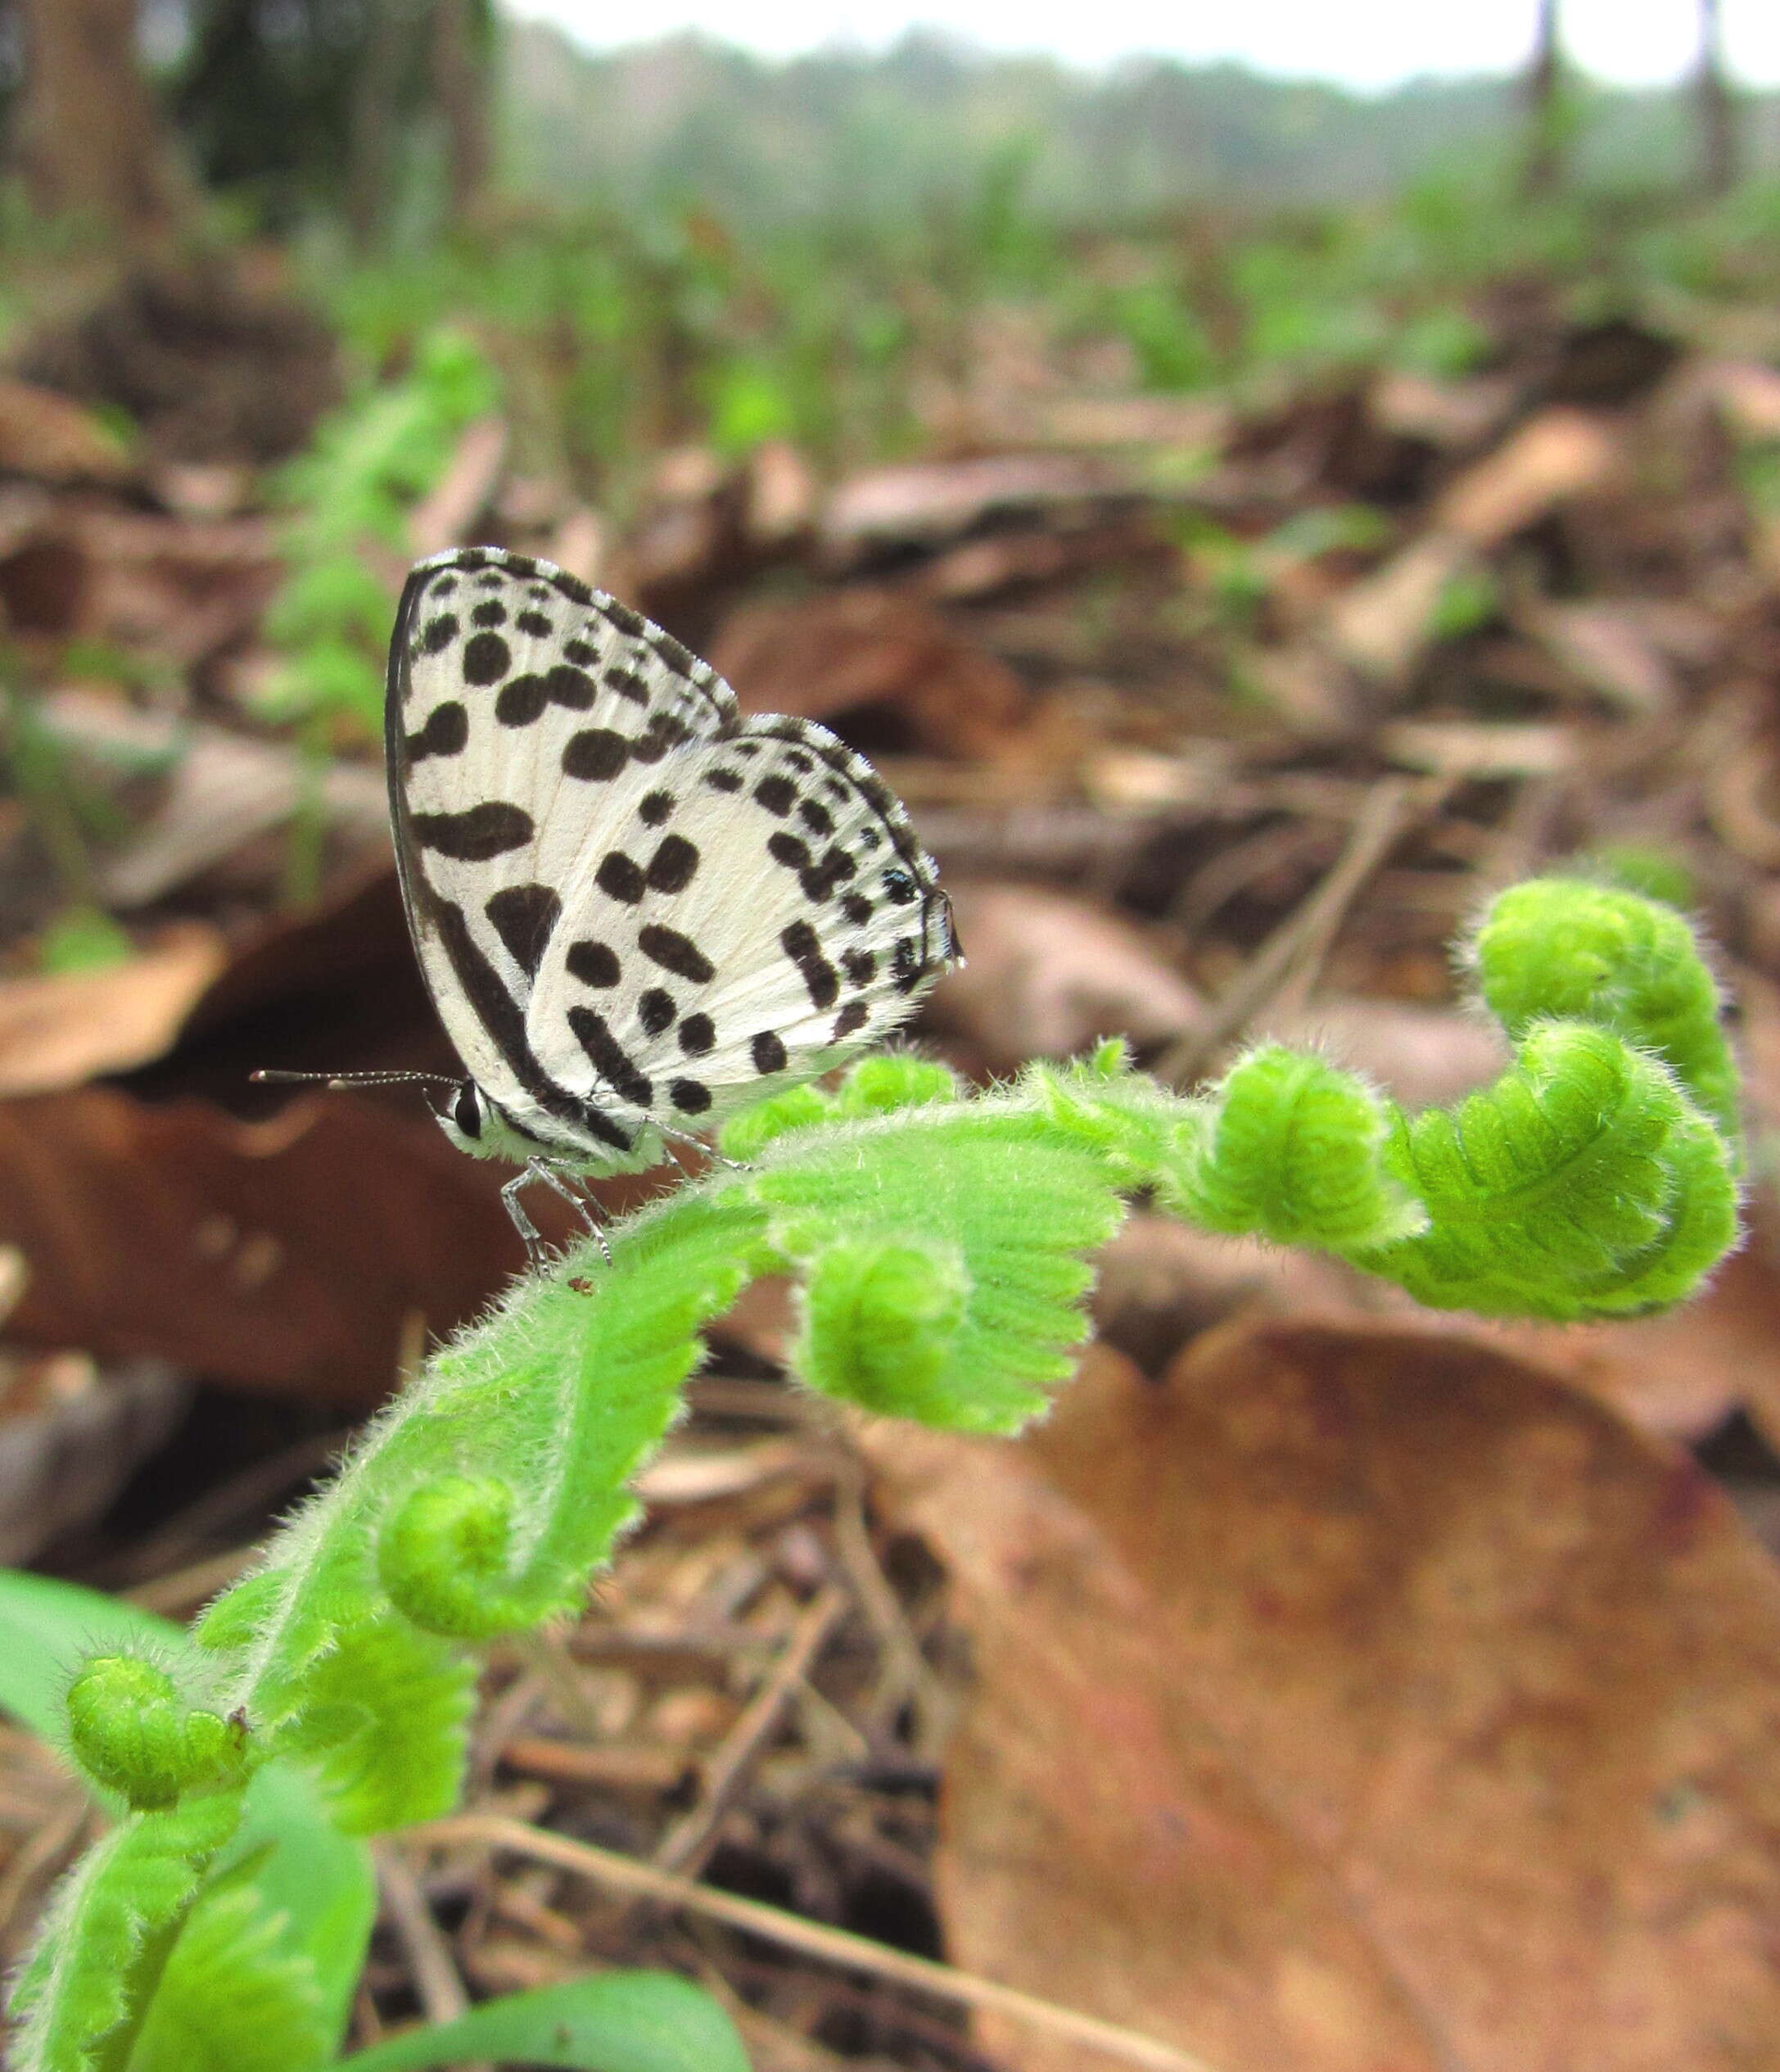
[431,1079,491,1158]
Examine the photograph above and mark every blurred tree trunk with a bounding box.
[431,0,491,230]
[1693,0,1740,199]
[346,1,409,250]
[1521,0,1564,196]
[13,0,185,233]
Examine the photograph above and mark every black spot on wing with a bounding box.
[463,631,510,685]
[567,940,620,986]
[404,701,468,762]
[892,937,923,992]
[752,1030,787,1074]
[669,1077,711,1114]
[753,775,795,817]
[638,924,713,984]
[841,893,873,925]
[638,988,675,1036]
[568,1006,652,1107]
[833,1000,869,1041]
[485,883,561,976]
[596,851,647,903]
[563,729,630,780]
[639,789,676,826]
[410,803,534,861]
[545,663,597,709]
[843,947,875,987]
[798,798,834,835]
[516,610,553,637]
[472,601,506,627]
[604,667,649,705]
[704,767,743,794]
[766,832,856,903]
[418,613,458,656]
[645,835,699,893]
[678,1012,715,1055]
[781,920,838,1009]
[496,674,548,726]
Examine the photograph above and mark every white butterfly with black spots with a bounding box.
[386,545,960,1251]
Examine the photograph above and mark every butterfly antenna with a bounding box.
[251,1070,459,1091]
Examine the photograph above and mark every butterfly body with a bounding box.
[386,547,958,1205]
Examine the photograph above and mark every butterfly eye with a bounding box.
[453,1083,482,1138]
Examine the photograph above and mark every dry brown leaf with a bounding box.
[1326,409,1621,687]
[0,1087,594,1405]
[37,688,387,906]
[1432,408,1622,545]
[863,1346,1450,2072]
[0,1353,187,1563]
[0,378,133,484]
[406,415,508,557]
[865,1319,1780,2072]
[0,925,228,1097]
[924,880,1204,1072]
[711,590,1031,762]
[820,453,1132,562]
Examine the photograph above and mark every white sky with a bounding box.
[504,0,1780,91]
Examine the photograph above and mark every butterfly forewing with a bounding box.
[386,546,955,1168]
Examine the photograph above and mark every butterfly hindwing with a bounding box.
[387,546,955,1168]
[524,711,955,1141]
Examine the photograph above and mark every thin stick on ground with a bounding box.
[410,1812,1228,2072]
[654,1581,851,1876]
[1155,774,1440,1088]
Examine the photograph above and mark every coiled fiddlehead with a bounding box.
[10,875,1745,2072]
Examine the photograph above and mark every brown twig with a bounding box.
[409,1813,1227,2072]
[375,1844,490,2071]
[654,1581,851,1876]
[1154,775,1440,1087]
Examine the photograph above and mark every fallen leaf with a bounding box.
[1325,409,1621,687]
[0,1352,187,1563]
[865,1348,1449,2072]
[0,377,133,485]
[0,1087,620,1405]
[37,687,386,907]
[865,1320,1780,2071]
[406,415,508,558]
[0,925,228,1097]
[820,453,1136,566]
[710,590,1031,762]
[1433,408,1623,546]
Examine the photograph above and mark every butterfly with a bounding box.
[377,545,959,1255]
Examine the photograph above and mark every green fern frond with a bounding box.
[9,1792,243,2072]
[11,875,1748,2072]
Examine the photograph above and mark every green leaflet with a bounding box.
[757,1105,1126,1430]
[9,1791,246,2072]
[7,878,1748,2072]
[335,1972,751,2072]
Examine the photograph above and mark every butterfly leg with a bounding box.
[525,1158,614,1264]
[657,1123,749,1174]
[499,1170,550,1271]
